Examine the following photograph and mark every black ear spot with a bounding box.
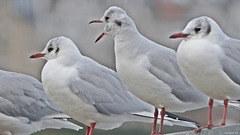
[55,47,59,53]
[115,20,122,26]
[206,24,211,35]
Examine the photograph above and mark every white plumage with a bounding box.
[30,36,197,135]
[0,70,82,135]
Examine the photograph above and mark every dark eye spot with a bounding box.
[194,27,201,33]
[105,16,109,22]
[48,47,54,52]
[115,20,122,26]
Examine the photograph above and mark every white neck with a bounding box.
[207,21,229,43]
[54,49,81,67]
[113,26,144,58]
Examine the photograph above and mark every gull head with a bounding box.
[30,36,79,61]
[170,16,224,40]
[90,6,136,43]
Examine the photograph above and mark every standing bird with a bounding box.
[30,37,197,135]
[0,70,82,135]
[90,6,208,135]
[170,16,240,131]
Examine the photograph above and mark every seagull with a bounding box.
[89,6,209,135]
[0,70,82,135]
[170,16,240,131]
[30,36,199,135]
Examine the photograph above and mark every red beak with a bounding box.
[169,32,189,39]
[89,20,103,24]
[95,33,105,43]
[29,53,45,58]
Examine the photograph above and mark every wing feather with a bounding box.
[145,42,207,103]
[69,57,152,116]
[220,38,240,85]
[0,70,60,121]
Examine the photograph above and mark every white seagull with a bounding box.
[30,36,199,135]
[0,70,82,135]
[90,6,208,135]
[170,16,240,131]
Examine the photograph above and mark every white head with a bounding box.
[30,36,80,61]
[89,6,137,42]
[170,16,225,41]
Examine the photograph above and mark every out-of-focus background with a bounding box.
[0,0,240,134]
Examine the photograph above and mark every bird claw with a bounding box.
[194,124,225,133]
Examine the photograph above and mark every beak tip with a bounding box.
[169,35,175,39]
[95,39,100,43]
[29,53,45,59]
[89,20,103,24]
[95,33,105,43]
[169,32,189,39]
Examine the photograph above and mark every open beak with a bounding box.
[95,33,105,43]
[89,19,105,43]
[169,32,189,39]
[29,53,45,58]
[89,20,103,24]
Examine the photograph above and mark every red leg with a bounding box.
[151,108,158,135]
[207,98,214,128]
[89,123,96,135]
[86,126,90,135]
[195,98,214,132]
[221,99,228,125]
[158,107,165,135]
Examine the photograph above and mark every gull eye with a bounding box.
[48,47,54,52]
[194,27,201,33]
[105,16,109,22]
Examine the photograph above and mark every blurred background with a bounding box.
[0,0,240,134]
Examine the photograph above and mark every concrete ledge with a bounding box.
[168,124,240,135]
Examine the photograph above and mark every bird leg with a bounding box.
[89,123,96,135]
[195,98,229,132]
[207,98,214,128]
[86,126,90,135]
[158,107,165,135]
[195,98,214,132]
[151,108,158,135]
[221,99,228,125]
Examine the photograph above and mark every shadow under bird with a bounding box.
[170,16,240,132]
[30,36,199,135]
[89,6,211,135]
[0,70,82,135]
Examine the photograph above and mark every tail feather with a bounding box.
[39,118,82,131]
[215,99,240,110]
[30,114,82,134]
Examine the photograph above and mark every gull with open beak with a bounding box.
[90,6,209,135]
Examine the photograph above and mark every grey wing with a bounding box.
[0,70,60,121]
[146,44,208,103]
[220,38,240,85]
[69,57,152,116]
